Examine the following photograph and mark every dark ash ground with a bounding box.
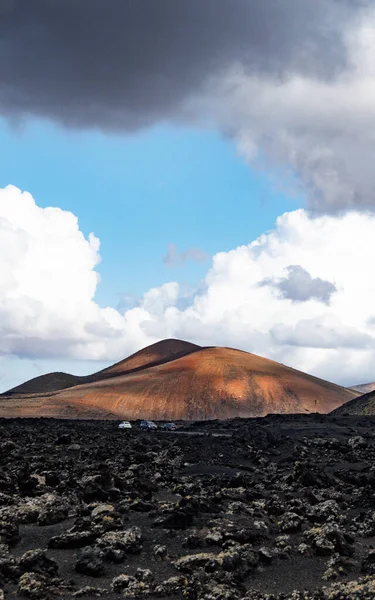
[1,415,375,599]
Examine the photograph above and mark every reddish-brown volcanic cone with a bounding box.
[0,345,358,420]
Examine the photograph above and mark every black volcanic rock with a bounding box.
[18,549,59,577]
[75,546,105,577]
[1,415,375,598]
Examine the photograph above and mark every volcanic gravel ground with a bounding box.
[1,415,375,599]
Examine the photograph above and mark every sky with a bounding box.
[1,0,375,391]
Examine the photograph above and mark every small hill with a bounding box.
[350,382,375,395]
[331,389,375,416]
[0,344,358,420]
[3,372,84,396]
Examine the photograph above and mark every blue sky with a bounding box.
[0,117,297,310]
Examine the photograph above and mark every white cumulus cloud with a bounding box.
[0,185,133,360]
[125,209,375,386]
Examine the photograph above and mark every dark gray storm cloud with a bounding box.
[0,0,361,130]
[2,0,373,212]
[262,265,337,304]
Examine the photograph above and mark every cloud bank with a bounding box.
[0,0,356,129]
[200,9,375,213]
[2,185,375,387]
[1,1,375,211]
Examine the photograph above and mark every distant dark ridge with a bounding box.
[331,389,375,416]
[2,372,83,397]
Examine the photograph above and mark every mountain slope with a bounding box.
[350,382,375,395]
[0,344,358,420]
[331,388,375,416]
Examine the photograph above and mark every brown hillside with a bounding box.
[0,345,358,420]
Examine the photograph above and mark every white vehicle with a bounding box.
[118,421,132,429]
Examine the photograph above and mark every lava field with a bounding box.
[1,415,375,599]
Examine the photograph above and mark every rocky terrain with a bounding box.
[0,340,358,420]
[332,388,375,416]
[2,415,375,599]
